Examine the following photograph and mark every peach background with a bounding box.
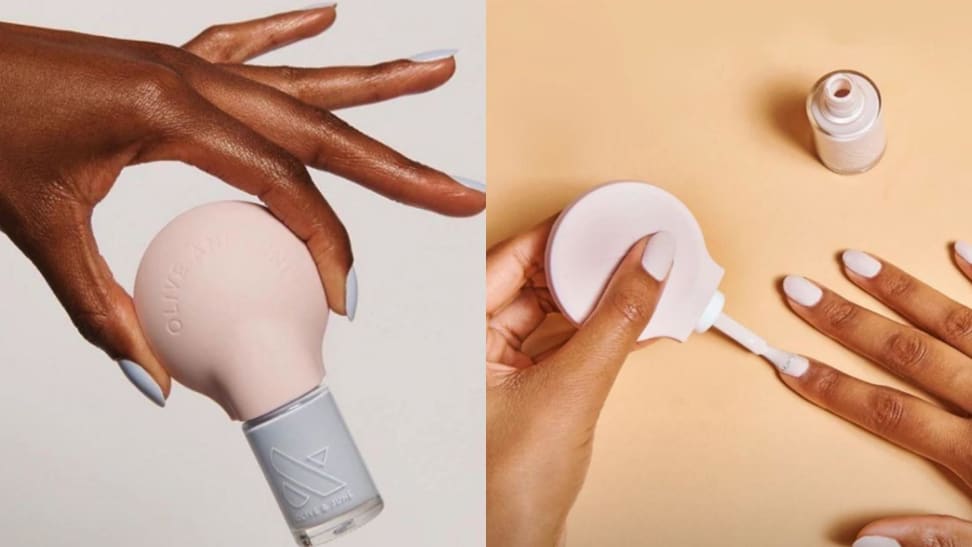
[487,1,972,545]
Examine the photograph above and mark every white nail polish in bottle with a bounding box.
[807,70,886,174]
[134,201,382,545]
[546,181,807,377]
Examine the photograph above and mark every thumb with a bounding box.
[535,231,674,416]
[10,209,170,407]
[852,515,972,547]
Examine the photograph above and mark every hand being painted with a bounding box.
[0,6,484,405]
[486,218,674,547]
[781,247,972,547]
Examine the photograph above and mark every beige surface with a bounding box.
[488,1,972,545]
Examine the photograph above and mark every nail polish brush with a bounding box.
[545,181,808,376]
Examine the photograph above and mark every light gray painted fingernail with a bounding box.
[345,266,358,321]
[118,359,165,407]
[842,250,882,278]
[408,49,458,63]
[451,175,486,193]
[783,275,823,307]
[641,232,675,281]
[955,240,972,264]
[302,2,336,9]
[852,536,901,547]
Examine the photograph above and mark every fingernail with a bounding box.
[302,2,336,9]
[451,175,486,193]
[955,240,972,264]
[408,49,458,63]
[641,231,676,281]
[118,359,165,407]
[842,250,882,278]
[345,266,358,321]
[853,536,901,547]
[783,275,823,307]
[767,350,810,378]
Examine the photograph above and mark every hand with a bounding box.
[486,221,675,547]
[780,247,972,547]
[0,7,484,406]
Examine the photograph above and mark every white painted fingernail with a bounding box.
[118,359,165,407]
[408,49,458,63]
[781,355,809,377]
[302,2,336,9]
[642,231,675,281]
[451,175,486,193]
[842,250,882,278]
[955,240,972,264]
[345,266,358,321]
[853,536,901,547]
[783,275,823,307]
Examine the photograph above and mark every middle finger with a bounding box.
[840,249,972,357]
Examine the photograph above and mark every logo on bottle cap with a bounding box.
[270,447,347,508]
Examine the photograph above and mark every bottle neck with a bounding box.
[242,384,326,431]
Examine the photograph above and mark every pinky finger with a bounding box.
[183,6,337,63]
[854,515,972,546]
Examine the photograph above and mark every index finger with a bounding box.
[486,218,554,316]
[779,358,972,479]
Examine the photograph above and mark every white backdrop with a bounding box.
[0,2,484,546]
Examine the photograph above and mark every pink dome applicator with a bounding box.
[546,181,808,377]
[134,201,382,545]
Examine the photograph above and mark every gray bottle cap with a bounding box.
[243,385,382,545]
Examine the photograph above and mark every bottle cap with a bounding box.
[244,386,382,545]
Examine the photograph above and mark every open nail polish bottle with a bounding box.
[133,201,382,545]
[546,181,807,375]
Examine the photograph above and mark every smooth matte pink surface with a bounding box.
[134,202,328,421]
[546,182,724,342]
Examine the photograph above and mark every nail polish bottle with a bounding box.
[133,201,382,545]
[546,181,727,342]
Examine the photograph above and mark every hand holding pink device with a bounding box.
[546,181,808,377]
[134,202,381,545]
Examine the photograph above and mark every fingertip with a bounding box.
[781,274,823,309]
[440,177,487,216]
[954,240,972,265]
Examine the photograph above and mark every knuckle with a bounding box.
[947,428,972,480]
[200,24,234,45]
[811,367,842,401]
[606,282,655,326]
[883,331,929,375]
[72,306,114,348]
[866,390,906,435]
[278,66,305,95]
[943,306,972,342]
[880,270,914,297]
[127,65,188,112]
[265,152,308,185]
[921,532,959,547]
[820,299,858,329]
